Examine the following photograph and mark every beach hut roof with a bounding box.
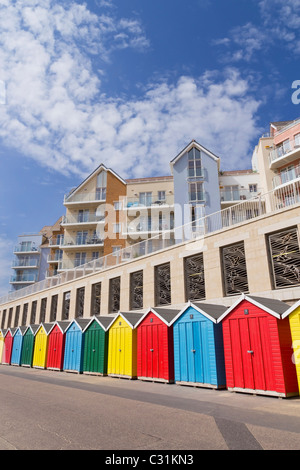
[217,293,291,323]
[34,323,53,336]
[116,312,144,328]
[135,306,183,328]
[169,301,228,325]
[83,315,116,332]
[65,318,90,333]
[281,299,300,319]
[48,320,71,334]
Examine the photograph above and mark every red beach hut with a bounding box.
[46,321,70,371]
[136,307,180,383]
[2,328,16,365]
[218,294,299,398]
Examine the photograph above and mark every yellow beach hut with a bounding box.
[282,300,300,393]
[0,329,5,362]
[107,312,143,379]
[32,323,52,369]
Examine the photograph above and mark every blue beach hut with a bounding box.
[170,301,228,389]
[11,326,27,366]
[63,318,90,373]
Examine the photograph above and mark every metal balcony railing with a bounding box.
[124,193,174,209]
[10,273,38,283]
[269,137,300,166]
[62,214,105,225]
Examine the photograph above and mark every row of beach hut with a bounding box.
[1,293,300,398]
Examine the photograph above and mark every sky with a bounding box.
[0,0,300,296]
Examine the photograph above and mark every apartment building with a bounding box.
[252,118,300,210]
[10,219,62,291]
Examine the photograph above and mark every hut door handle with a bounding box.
[92,349,95,352]
[150,349,154,352]
[191,349,196,353]
[247,350,253,354]
[119,349,121,352]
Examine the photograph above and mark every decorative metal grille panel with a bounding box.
[8,308,13,327]
[50,294,58,322]
[91,282,101,316]
[184,254,205,301]
[268,228,300,289]
[155,262,171,306]
[40,298,47,323]
[222,242,249,296]
[109,277,120,313]
[21,303,28,325]
[30,301,37,324]
[14,305,20,327]
[62,291,70,320]
[130,271,143,310]
[1,310,6,329]
[76,287,85,318]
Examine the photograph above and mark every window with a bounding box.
[112,246,121,257]
[76,231,88,245]
[30,301,37,324]
[188,147,202,177]
[130,271,143,310]
[1,309,6,329]
[14,306,20,327]
[249,184,257,193]
[221,242,249,296]
[91,282,101,316]
[62,292,71,320]
[75,252,86,267]
[50,295,58,322]
[109,277,121,313]
[267,227,300,289]
[139,192,152,206]
[114,201,122,211]
[8,308,13,327]
[40,298,47,323]
[155,262,171,306]
[21,303,28,325]
[283,139,291,153]
[96,171,107,200]
[295,133,300,146]
[157,191,166,202]
[75,287,85,318]
[113,223,121,234]
[78,209,89,223]
[189,182,204,202]
[184,254,205,301]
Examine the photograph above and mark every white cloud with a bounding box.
[0,235,14,297]
[0,0,261,184]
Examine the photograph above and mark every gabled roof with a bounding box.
[65,163,126,200]
[34,323,53,336]
[281,299,300,320]
[65,318,90,333]
[169,301,228,325]
[83,315,116,332]
[170,140,220,170]
[216,293,290,323]
[48,320,71,335]
[14,325,27,336]
[114,312,144,329]
[24,324,40,335]
[135,307,182,328]
[5,327,17,337]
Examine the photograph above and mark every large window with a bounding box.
[14,306,20,327]
[21,303,28,325]
[50,295,58,322]
[109,277,121,313]
[184,254,205,301]
[188,147,202,177]
[91,282,101,316]
[40,298,47,323]
[189,182,204,203]
[30,301,37,324]
[75,287,85,318]
[130,271,143,310]
[96,171,107,200]
[155,262,171,306]
[221,241,249,296]
[62,291,71,320]
[267,227,300,289]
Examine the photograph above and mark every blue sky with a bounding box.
[0,0,299,295]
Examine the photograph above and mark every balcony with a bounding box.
[124,193,174,210]
[61,235,104,249]
[123,222,175,237]
[13,243,40,254]
[220,188,260,206]
[272,163,300,189]
[12,258,39,268]
[49,235,64,246]
[61,214,105,227]
[47,253,63,263]
[269,138,300,169]
[64,190,106,206]
[10,273,38,284]
[58,258,100,271]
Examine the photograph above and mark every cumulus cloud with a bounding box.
[0,0,261,184]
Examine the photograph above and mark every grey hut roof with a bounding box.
[28,324,40,335]
[65,318,90,332]
[49,321,71,334]
[16,325,28,335]
[119,312,144,328]
[152,307,183,325]
[246,295,290,316]
[35,323,53,335]
[8,327,17,336]
[94,315,116,331]
[1,329,7,337]
[191,302,228,321]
